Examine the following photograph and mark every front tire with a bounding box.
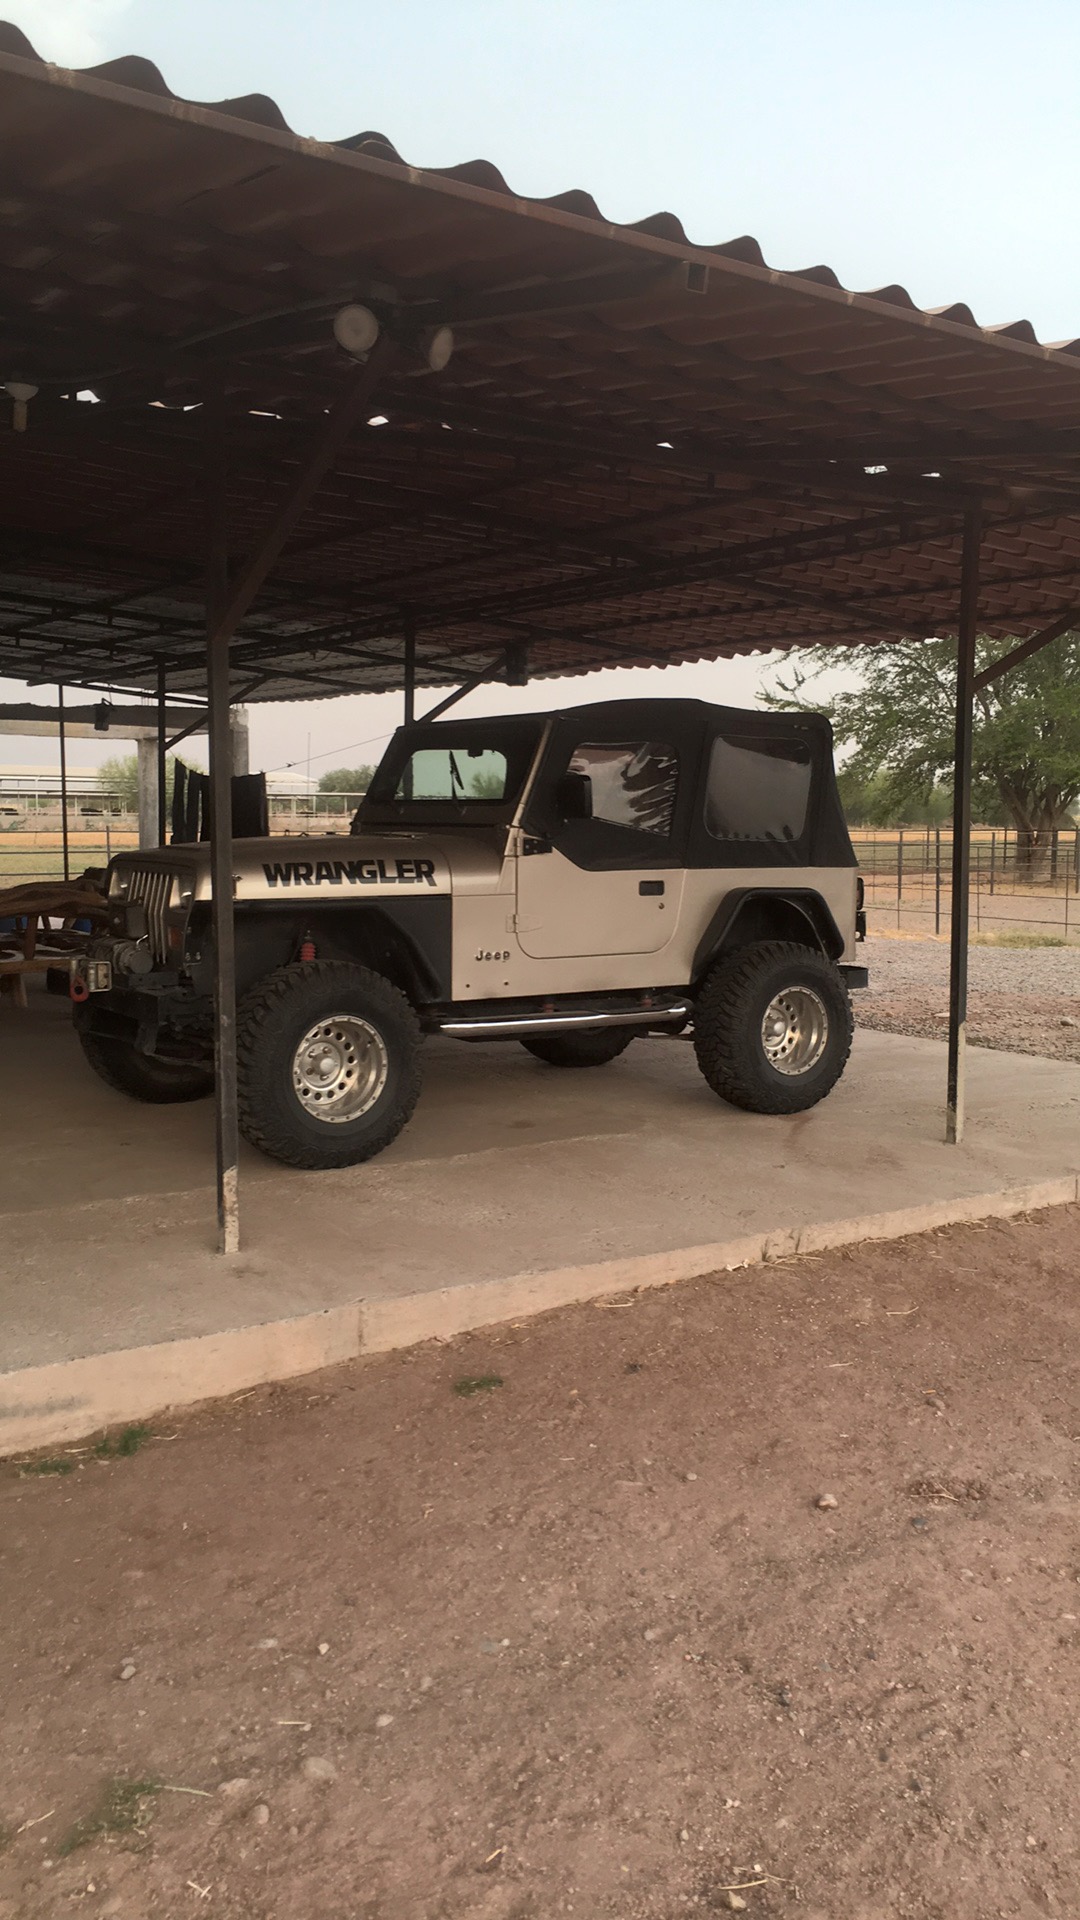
[521,1029,634,1069]
[236,960,422,1169]
[79,1029,213,1104]
[693,941,853,1115]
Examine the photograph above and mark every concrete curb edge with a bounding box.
[2,1174,1076,1455]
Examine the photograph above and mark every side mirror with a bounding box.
[555,770,593,821]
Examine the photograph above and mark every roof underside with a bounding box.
[3,24,1080,703]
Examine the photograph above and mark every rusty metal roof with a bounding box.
[3,22,1080,702]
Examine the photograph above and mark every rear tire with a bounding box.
[237,960,422,1169]
[79,1029,213,1104]
[521,1029,635,1069]
[693,940,852,1115]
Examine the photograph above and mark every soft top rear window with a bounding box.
[705,734,813,845]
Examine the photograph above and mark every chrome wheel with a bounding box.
[760,985,829,1076]
[291,1014,389,1123]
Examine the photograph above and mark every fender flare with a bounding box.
[692,887,846,984]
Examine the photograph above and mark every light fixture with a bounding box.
[332,304,380,361]
[93,699,112,733]
[422,325,454,372]
[5,381,38,432]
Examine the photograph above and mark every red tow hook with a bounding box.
[70,971,89,1003]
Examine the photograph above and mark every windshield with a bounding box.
[358,718,544,824]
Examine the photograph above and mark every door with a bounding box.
[515,734,684,958]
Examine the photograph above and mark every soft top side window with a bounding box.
[705,734,812,845]
[569,739,679,838]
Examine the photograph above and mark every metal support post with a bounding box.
[934,828,941,936]
[136,737,158,849]
[156,658,168,845]
[205,395,240,1254]
[946,506,982,1145]
[57,682,69,881]
[403,617,417,727]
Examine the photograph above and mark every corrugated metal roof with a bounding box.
[2,21,1080,702]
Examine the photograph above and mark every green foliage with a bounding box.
[763,633,1080,856]
[317,766,375,795]
[94,1424,151,1460]
[58,1779,161,1856]
[453,1374,504,1396]
[468,769,505,799]
[97,754,180,814]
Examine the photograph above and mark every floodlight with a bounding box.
[332,305,380,360]
[5,381,38,432]
[423,325,454,372]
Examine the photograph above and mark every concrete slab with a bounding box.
[3,987,1079,1452]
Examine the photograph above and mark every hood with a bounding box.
[110,828,506,904]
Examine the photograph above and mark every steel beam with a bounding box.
[972,608,1079,692]
[57,681,69,882]
[156,658,168,845]
[210,337,396,656]
[204,393,240,1255]
[403,616,417,727]
[421,656,507,723]
[946,505,982,1146]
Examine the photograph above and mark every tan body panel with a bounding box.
[452,863,859,1000]
[515,849,685,958]
[111,836,857,1005]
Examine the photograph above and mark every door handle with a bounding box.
[639,880,664,896]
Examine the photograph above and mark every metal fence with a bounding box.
[852,827,1080,940]
[5,813,1079,942]
[0,796,368,884]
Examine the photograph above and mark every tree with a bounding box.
[318,766,375,795]
[763,633,1080,862]
[97,753,180,813]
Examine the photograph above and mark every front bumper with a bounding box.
[72,974,212,1063]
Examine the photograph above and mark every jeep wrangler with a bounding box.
[72,698,867,1168]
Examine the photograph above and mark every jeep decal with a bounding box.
[262,856,438,888]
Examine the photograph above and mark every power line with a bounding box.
[261,726,395,777]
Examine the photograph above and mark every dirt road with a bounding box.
[3,1206,1079,1920]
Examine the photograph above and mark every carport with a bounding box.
[3,19,1080,1264]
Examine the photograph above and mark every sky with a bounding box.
[5,0,1080,778]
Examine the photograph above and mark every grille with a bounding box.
[122,866,176,965]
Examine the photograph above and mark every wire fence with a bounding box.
[5,812,1079,944]
[0,796,370,884]
[852,827,1080,941]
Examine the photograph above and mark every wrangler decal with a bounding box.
[262,856,438,889]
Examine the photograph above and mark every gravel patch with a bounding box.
[857,934,1080,1061]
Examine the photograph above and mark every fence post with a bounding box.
[1075,826,1080,895]
[935,828,942,935]
[897,829,904,931]
[974,842,981,932]
[1051,828,1059,886]
[990,830,996,896]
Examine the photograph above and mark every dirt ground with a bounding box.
[3,1207,1080,1920]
